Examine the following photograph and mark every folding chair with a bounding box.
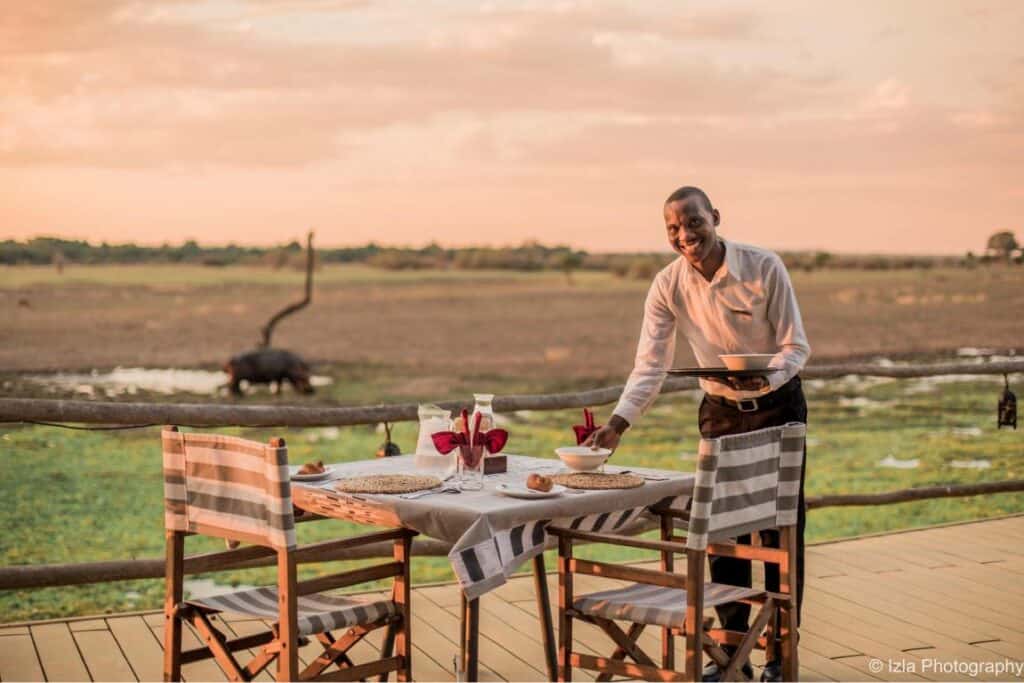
[161,426,416,682]
[551,422,805,682]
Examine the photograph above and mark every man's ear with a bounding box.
[712,208,721,226]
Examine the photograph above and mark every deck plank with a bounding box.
[808,586,956,653]
[409,603,505,681]
[106,616,165,683]
[794,648,871,682]
[72,629,136,682]
[897,567,1024,619]
[67,620,108,633]
[0,627,30,636]
[0,634,45,682]
[804,590,931,652]
[426,592,536,680]
[974,638,1024,659]
[4,516,1024,682]
[145,618,228,682]
[212,617,274,682]
[487,596,600,681]
[811,574,1005,644]
[936,560,1024,593]
[29,623,91,682]
[910,527,1018,563]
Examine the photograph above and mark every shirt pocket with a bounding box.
[725,307,755,321]
[716,290,768,345]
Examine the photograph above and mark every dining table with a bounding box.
[291,454,695,681]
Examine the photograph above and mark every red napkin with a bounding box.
[431,430,508,454]
[572,408,602,445]
[432,408,509,455]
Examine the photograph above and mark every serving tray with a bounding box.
[667,367,782,378]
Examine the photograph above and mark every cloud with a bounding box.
[861,79,910,112]
[0,1,834,167]
[1,0,1022,257]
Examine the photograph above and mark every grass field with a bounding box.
[2,263,1023,622]
[3,263,1023,385]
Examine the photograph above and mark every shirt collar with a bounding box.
[717,238,740,285]
[683,238,736,287]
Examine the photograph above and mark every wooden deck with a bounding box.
[3,515,1023,682]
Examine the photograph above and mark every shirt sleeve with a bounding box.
[612,274,677,426]
[764,255,811,391]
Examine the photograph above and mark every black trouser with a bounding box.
[698,376,807,662]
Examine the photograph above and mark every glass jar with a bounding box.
[473,393,496,434]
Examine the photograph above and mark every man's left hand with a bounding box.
[729,375,769,392]
[706,375,769,392]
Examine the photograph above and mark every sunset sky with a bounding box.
[2,0,1022,254]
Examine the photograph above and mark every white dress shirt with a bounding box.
[612,239,810,425]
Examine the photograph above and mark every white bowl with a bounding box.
[718,353,775,371]
[555,446,612,472]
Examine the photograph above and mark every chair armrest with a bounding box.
[548,526,688,555]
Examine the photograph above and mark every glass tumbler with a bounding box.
[457,444,485,490]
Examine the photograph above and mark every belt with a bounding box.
[704,378,800,413]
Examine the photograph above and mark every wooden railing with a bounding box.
[1,359,1021,592]
[1,359,1021,427]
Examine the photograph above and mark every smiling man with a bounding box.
[587,185,810,682]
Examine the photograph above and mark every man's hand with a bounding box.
[583,415,630,453]
[705,375,769,392]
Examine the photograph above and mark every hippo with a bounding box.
[224,349,314,396]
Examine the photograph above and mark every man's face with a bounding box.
[664,197,720,267]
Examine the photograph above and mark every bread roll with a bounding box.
[527,473,553,492]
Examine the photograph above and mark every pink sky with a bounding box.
[2,0,1022,254]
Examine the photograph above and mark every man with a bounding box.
[587,185,810,682]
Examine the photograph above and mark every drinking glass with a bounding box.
[458,444,485,490]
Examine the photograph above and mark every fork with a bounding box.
[400,486,461,500]
[612,469,671,481]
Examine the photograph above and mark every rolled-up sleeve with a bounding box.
[612,274,677,426]
[765,256,811,391]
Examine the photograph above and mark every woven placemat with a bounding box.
[550,472,644,490]
[334,474,441,495]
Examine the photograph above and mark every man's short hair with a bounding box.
[664,186,713,211]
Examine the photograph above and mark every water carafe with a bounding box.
[414,404,453,472]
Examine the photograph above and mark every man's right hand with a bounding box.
[583,415,630,452]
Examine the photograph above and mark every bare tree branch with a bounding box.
[259,230,315,348]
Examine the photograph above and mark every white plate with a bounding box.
[290,466,335,481]
[495,483,567,499]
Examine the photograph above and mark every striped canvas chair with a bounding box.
[551,422,805,682]
[162,426,417,682]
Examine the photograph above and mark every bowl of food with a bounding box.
[718,353,775,371]
[555,446,612,472]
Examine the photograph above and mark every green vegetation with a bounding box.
[2,236,1001,276]
[2,377,1021,623]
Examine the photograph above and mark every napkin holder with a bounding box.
[483,454,507,474]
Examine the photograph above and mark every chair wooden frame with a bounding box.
[551,506,799,683]
[162,427,417,682]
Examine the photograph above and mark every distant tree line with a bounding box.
[2,232,1019,278]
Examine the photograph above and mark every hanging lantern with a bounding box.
[998,374,1017,430]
